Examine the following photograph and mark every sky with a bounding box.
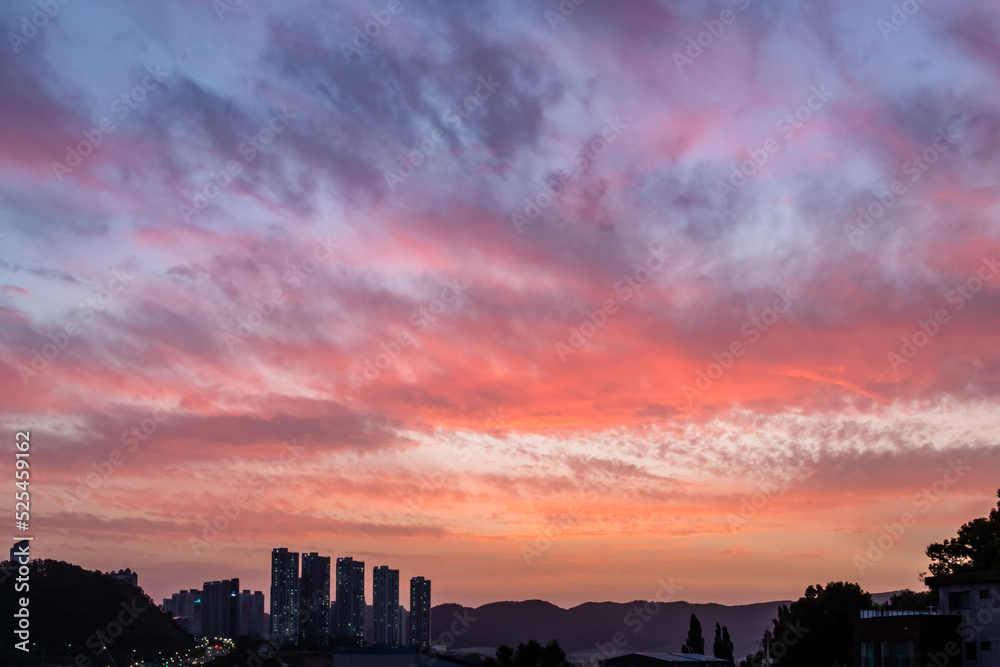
[1,0,1000,613]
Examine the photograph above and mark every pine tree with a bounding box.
[714,623,735,665]
[681,613,705,654]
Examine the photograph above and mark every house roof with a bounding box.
[925,570,1000,588]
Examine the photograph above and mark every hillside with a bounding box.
[430,598,792,660]
[0,559,195,663]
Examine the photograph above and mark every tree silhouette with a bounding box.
[713,622,735,665]
[885,588,937,610]
[681,613,705,654]
[484,639,573,667]
[926,488,1000,575]
[738,582,872,667]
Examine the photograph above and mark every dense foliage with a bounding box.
[738,582,873,667]
[926,488,1000,575]
[484,639,575,667]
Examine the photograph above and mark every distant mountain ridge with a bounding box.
[428,590,910,661]
[430,598,793,661]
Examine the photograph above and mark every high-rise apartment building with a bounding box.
[270,547,300,646]
[163,589,202,637]
[238,590,266,638]
[409,576,431,650]
[300,552,331,649]
[373,566,400,648]
[202,578,240,639]
[335,557,365,646]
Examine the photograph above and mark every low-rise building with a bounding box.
[601,652,729,667]
[112,567,138,587]
[855,570,1000,666]
[926,570,1000,666]
[856,609,962,667]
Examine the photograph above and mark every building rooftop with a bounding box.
[604,653,729,664]
[860,609,955,618]
[925,569,1000,588]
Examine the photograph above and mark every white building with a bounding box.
[927,570,1000,666]
[163,589,203,637]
